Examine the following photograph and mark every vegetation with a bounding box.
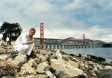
[0,22,22,45]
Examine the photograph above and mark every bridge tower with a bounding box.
[83,33,86,46]
[40,22,44,49]
[83,33,86,40]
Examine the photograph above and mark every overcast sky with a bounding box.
[0,0,112,42]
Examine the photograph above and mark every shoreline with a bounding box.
[62,48,112,62]
[60,49,112,66]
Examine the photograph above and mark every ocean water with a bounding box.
[63,48,112,60]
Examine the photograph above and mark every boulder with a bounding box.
[50,59,64,71]
[36,74,48,78]
[12,53,27,66]
[36,54,48,62]
[1,75,15,78]
[104,66,112,70]
[97,69,112,78]
[55,50,62,59]
[45,70,56,78]
[36,62,49,73]
[50,58,85,77]
[19,59,37,76]
[0,60,17,77]
[55,70,71,78]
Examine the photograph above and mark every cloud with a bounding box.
[42,25,112,42]
[0,0,112,42]
[64,0,82,11]
[64,0,112,26]
[83,25,112,42]
[0,0,55,26]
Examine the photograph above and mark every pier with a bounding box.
[34,37,104,49]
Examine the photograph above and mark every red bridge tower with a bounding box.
[40,22,44,49]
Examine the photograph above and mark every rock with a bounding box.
[64,64,84,77]
[67,60,79,68]
[19,59,37,75]
[70,56,79,62]
[0,60,17,77]
[12,53,27,66]
[0,49,112,78]
[96,64,103,70]
[50,58,85,77]
[19,59,37,76]
[0,54,9,60]
[97,69,112,78]
[36,74,48,78]
[34,58,41,64]
[45,70,56,78]
[55,50,62,59]
[89,70,97,77]
[62,55,69,61]
[77,74,88,78]
[104,66,112,70]
[37,49,51,55]
[55,70,71,78]
[36,62,49,73]
[17,74,47,78]
[50,59,64,71]
[79,61,86,69]
[36,54,48,62]
[1,75,15,78]
[87,55,106,63]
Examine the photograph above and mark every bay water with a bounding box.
[63,48,112,61]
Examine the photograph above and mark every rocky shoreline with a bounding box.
[0,49,112,78]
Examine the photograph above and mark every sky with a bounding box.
[0,0,112,42]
